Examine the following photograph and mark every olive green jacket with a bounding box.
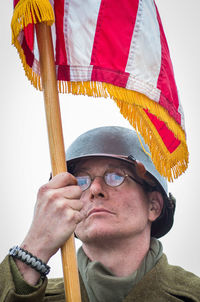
[0,254,200,302]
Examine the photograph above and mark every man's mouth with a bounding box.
[87,208,114,217]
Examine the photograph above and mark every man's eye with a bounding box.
[105,172,124,186]
[76,177,87,185]
[76,176,91,190]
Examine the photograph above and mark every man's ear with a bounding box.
[147,191,163,222]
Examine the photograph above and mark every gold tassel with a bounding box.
[104,83,186,143]
[13,38,42,89]
[114,101,188,181]
[59,81,188,181]
[11,0,55,44]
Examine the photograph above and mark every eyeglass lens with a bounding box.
[76,172,125,191]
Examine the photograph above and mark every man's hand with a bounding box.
[15,172,84,285]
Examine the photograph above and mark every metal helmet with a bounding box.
[66,126,176,238]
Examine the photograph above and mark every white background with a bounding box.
[0,0,199,278]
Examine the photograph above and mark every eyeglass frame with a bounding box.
[74,169,154,192]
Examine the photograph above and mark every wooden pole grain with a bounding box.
[36,23,82,302]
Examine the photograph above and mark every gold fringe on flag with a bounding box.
[11,0,55,44]
[12,36,43,90]
[60,81,189,182]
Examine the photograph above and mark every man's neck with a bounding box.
[82,232,151,277]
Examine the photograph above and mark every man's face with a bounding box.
[75,157,153,243]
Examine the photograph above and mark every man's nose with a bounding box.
[89,177,107,199]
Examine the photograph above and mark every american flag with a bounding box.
[11,0,189,181]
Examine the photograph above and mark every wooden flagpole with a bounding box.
[36,23,82,302]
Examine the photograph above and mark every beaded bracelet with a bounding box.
[9,246,50,276]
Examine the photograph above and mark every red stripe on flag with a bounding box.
[54,0,68,65]
[91,0,139,78]
[92,66,129,87]
[14,0,20,7]
[159,93,181,125]
[155,3,181,124]
[24,23,34,52]
[57,65,70,81]
[145,110,180,153]
[22,37,34,68]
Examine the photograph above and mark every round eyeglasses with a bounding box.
[75,170,143,191]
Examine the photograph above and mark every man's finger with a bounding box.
[47,172,77,189]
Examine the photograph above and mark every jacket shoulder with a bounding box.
[124,254,200,302]
[157,254,200,300]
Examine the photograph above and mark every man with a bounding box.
[0,126,200,301]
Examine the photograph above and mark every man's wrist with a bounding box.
[9,246,51,277]
[9,256,44,294]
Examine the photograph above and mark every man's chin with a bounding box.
[76,228,122,244]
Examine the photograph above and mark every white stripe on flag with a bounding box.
[126,0,161,98]
[70,66,93,82]
[127,75,161,101]
[64,0,102,67]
